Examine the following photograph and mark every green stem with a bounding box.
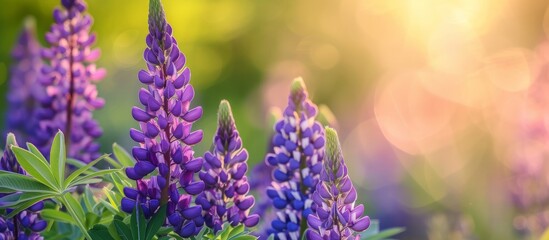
[62,195,92,240]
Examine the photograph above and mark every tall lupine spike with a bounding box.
[4,18,43,143]
[0,133,46,240]
[35,0,105,163]
[306,127,370,240]
[196,100,260,233]
[265,77,325,240]
[121,0,205,237]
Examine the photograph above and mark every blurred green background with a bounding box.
[2,0,549,239]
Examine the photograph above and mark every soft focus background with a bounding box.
[2,0,549,239]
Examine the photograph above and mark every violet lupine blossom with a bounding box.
[35,0,105,163]
[265,78,325,240]
[121,0,205,237]
[0,134,47,240]
[306,127,370,240]
[4,19,43,143]
[196,100,260,233]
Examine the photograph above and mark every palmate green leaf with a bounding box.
[50,131,66,187]
[11,146,57,191]
[0,170,55,194]
[65,154,109,188]
[145,205,167,240]
[6,194,52,218]
[0,192,54,208]
[66,158,99,173]
[41,209,76,225]
[25,143,48,165]
[112,143,135,167]
[228,224,245,239]
[69,169,120,188]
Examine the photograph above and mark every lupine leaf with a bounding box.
[11,146,57,190]
[41,209,76,225]
[63,193,86,224]
[26,142,48,163]
[50,131,66,187]
[0,192,53,208]
[65,154,109,188]
[114,219,132,240]
[361,228,405,240]
[131,202,147,240]
[228,224,244,238]
[0,170,54,194]
[69,168,120,187]
[112,143,135,167]
[89,224,115,240]
[145,205,167,240]
[6,195,51,218]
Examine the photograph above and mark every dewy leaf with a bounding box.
[145,205,167,240]
[41,209,76,225]
[11,146,57,190]
[65,154,109,188]
[0,170,54,194]
[50,131,67,187]
[112,143,135,167]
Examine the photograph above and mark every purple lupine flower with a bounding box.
[265,78,325,240]
[121,0,205,237]
[0,134,47,240]
[306,127,370,240]
[4,18,43,143]
[35,0,105,163]
[196,100,260,233]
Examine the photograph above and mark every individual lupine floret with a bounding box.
[306,127,370,240]
[265,78,325,239]
[35,0,105,162]
[4,18,43,143]
[196,100,260,233]
[0,134,47,240]
[121,0,205,237]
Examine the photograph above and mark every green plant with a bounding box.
[0,131,122,239]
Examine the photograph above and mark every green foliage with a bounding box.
[0,131,123,239]
[190,223,257,240]
[360,220,405,240]
[89,205,167,240]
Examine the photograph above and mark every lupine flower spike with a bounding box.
[306,127,370,240]
[265,77,325,240]
[196,100,260,233]
[121,0,205,237]
[4,18,42,143]
[36,0,105,162]
[0,133,46,240]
